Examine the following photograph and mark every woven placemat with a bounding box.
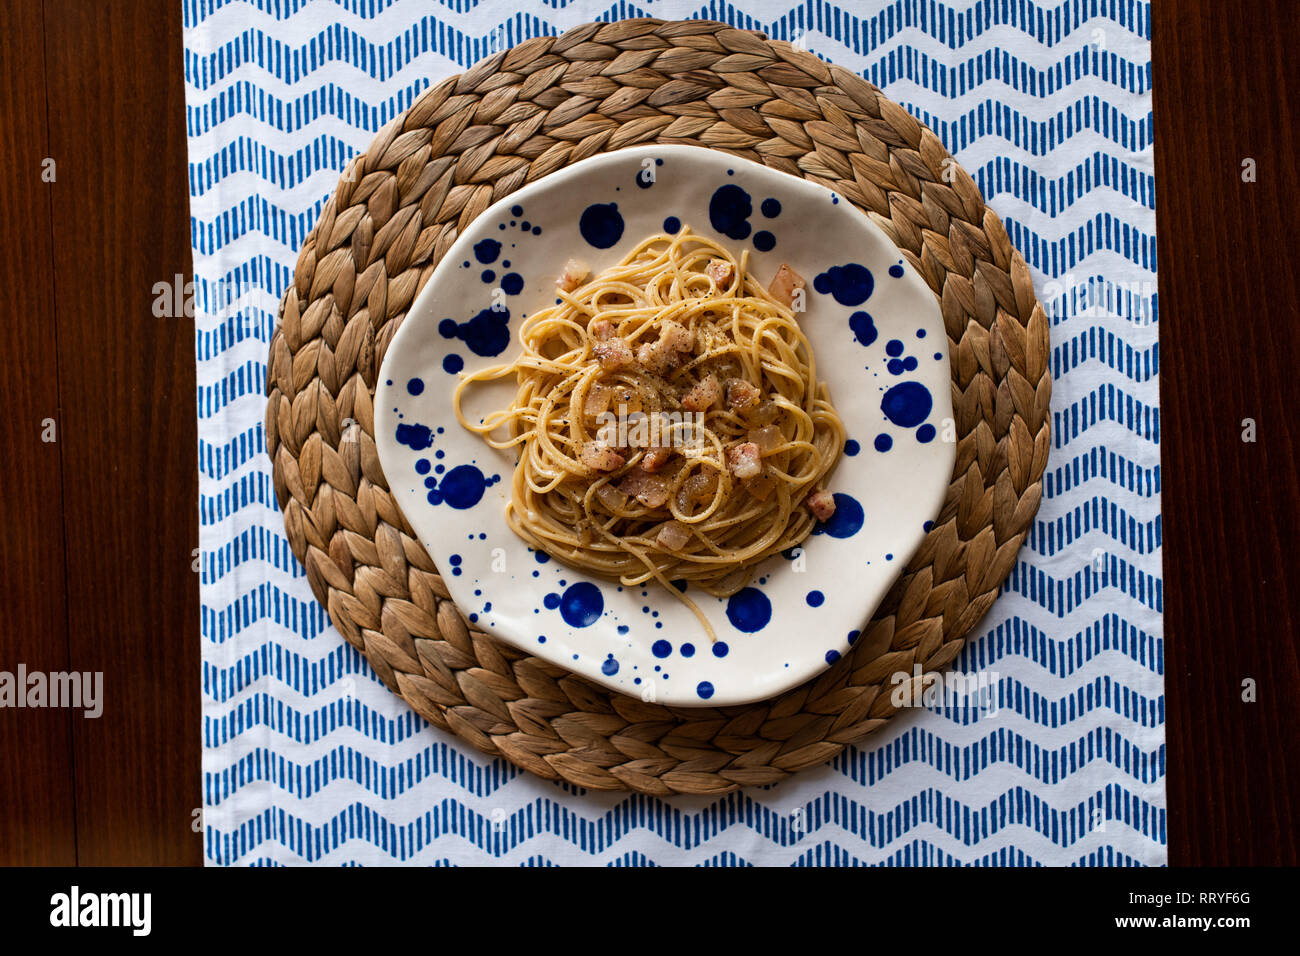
[266,18,1051,796]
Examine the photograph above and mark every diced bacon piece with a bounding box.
[584,382,612,417]
[618,467,673,509]
[807,488,837,521]
[660,320,694,354]
[747,425,784,456]
[656,521,691,551]
[590,318,616,340]
[746,400,781,426]
[595,482,628,511]
[557,257,590,292]
[641,446,673,473]
[726,442,763,480]
[706,258,734,287]
[681,373,721,411]
[725,379,761,411]
[675,471,718,511]
[768,263,806,308]
[636,341,669,375]
[580,441,625,472]
[593,336,634,370]
[743,472,776,501]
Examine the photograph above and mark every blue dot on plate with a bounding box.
[560,582,603,627]
[406,378,424,395]
[753,231,775,252]
[917,424,936,443]
[602,655,619,676]
[652,640,671,658]
[442,354,464,374]
[806,590,825,607]
[680,643,695,658]
[887,358,906,375]
[712,642,729,658]
[886,339,904,357]
[415,459,430,475]
[761,198,781,218]
[826,650,841,664]
[874,433,893,452]
[844,439,860,456]
[725,588,771,632]
[696,681,714,700]
[663,216,681,233]
[889,264,905,278]
[510,205,523,216]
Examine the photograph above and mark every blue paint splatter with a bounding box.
[811,261,873,306]
[889,263,905,278]
[443,354,464,374]
[652,640,671,658]
[415,459,431,475]
[579,203,623,248]
[501,273,524,295]
[473,239,501,264]
[848,630,860,645]
[917,424,936,443]
[814,263,874,306]
[874,433,892,452]
[709,184,752,240]
[510,205,523,216]
[726,588,771,632]
[887,359,906,375]
[825,650,841,664]
[849,311,878,347]
[812,493,864,539]
[916,329,926,338]
[753,230,775,252]
[406,377,424,395]
[886,339,904,357]
[696,681,714,700]
[806,590,825,607]
[761,197,781,217]
[680,643,695,658]
[602,654,619,676]
[543,593,560,610]
[534,551,550,564]
[844,439,860,456]
[663,215,681,233]
[439,305,511,357]
[881,382,933,428]
[480,269,495,283]
[395,423,434,451]
[439,464,487,509]
[560,582,603,627]
[712,642,729,658]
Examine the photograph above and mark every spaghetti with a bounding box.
[453,227,845,639]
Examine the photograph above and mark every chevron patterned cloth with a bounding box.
[189,0,1163,865]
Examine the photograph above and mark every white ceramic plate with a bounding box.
[375,145,954,707]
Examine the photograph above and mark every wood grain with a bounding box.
[0,0,78,867]
[1155,0,1300,865]
[41,0,201,865]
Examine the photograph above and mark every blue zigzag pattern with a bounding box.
[190,0,1164,866]
[185,48,1149,144]
[201,610,1161,707]
[205,783,1165,863]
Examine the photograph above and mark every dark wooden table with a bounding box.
[0,0,1295,866]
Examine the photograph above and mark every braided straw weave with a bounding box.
[266,19,1051,795]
